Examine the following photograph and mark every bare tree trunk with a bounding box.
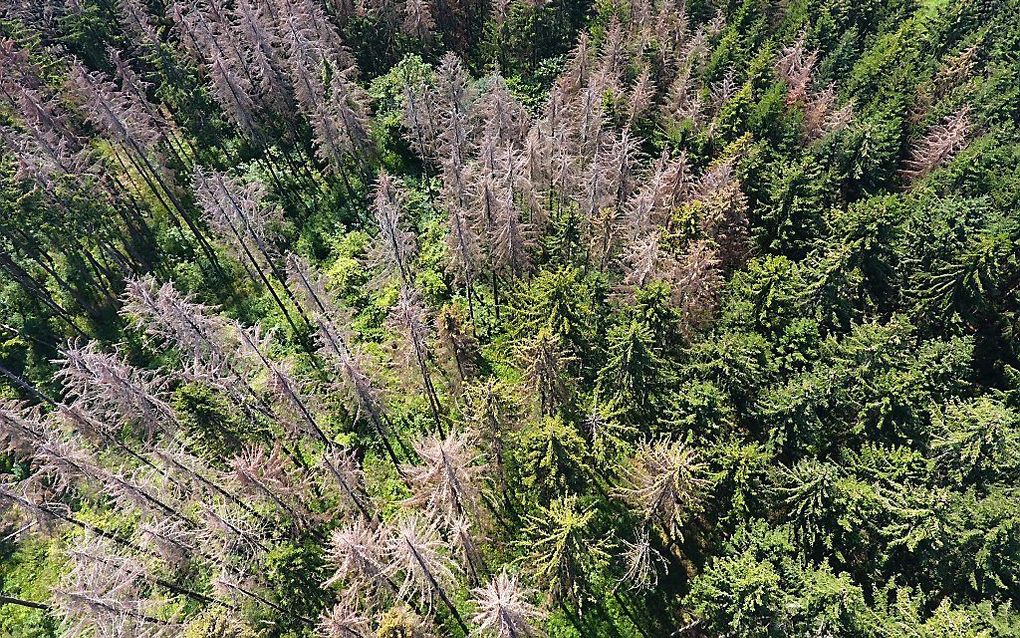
[0,595,49,610]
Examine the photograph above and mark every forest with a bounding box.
[0,0,1018,635]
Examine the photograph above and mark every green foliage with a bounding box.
[521,495,609,606]
[4,1,1020,636]
[0,536,61,638]
[517,415,592,502]
[596,318,670,426]
[932,397,1020,485]
[173,383,252,455]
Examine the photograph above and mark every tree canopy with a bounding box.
[1,0,1020,636]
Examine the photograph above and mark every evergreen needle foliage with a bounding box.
[1,0,1020,636]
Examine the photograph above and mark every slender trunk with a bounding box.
[451,212,477,330]
[218,183,315,333]
[0,253,89,337]
[405,540,470,635]
[5,234,105,318]
[217,579,313,625]
[611,589,653,638]
[118,142,224,278]
[491,271,501,321]
[411,334,445,437]
[207,188,302,336]
[0,596,48,611]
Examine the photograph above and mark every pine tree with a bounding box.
[521,495,607,606]
[619,525,667,591]
[615,436,709,539]
[776,31,817,105]
[371,171,418,286]
[387,514,468,632]
[470,569,546,637]
[403,429,482,521]
[596,318,669,425]
[901,106,971,182]
[318,593,372,637]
